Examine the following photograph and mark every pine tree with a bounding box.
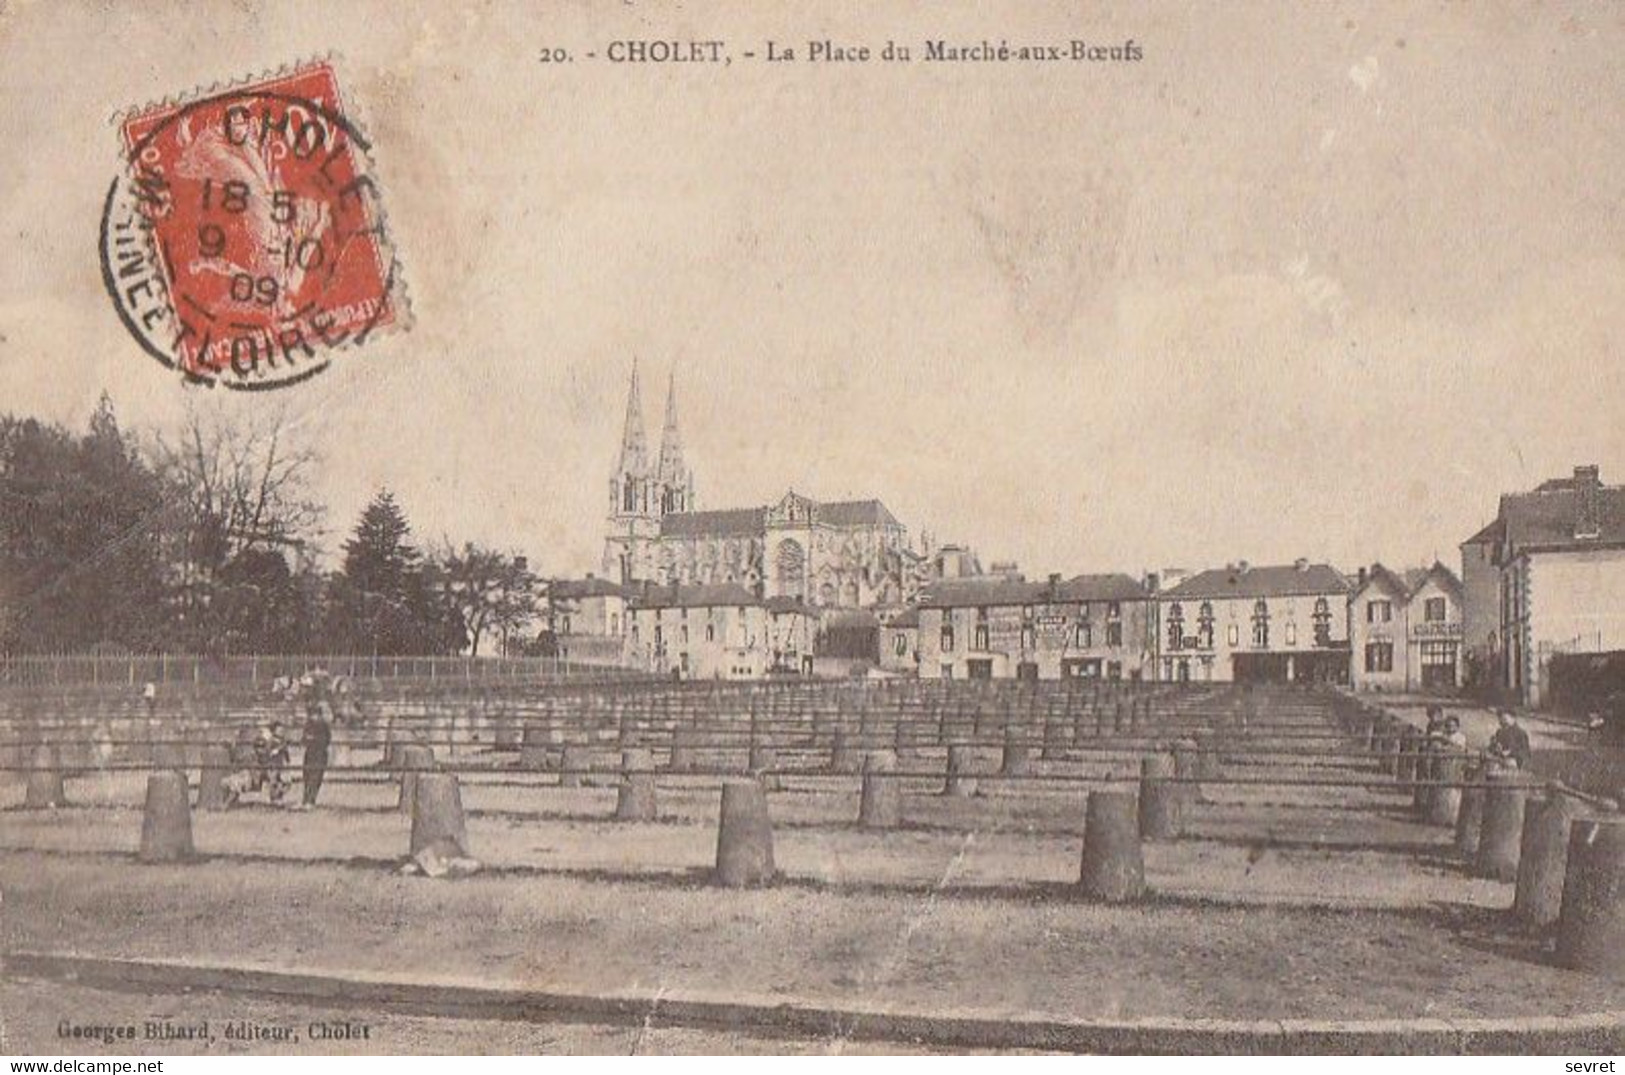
[327,490,452,654]
[340,490,419,600]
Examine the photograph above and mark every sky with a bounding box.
[2,0,1623,581]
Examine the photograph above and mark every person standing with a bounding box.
[299,702,332,810]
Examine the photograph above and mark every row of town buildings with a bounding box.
[546,555,1464,691]
[565,367,1623,705]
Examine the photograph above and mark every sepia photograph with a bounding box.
[2,0,1624,1061]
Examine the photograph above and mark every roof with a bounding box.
[763,596,817,616]
[1461,517,1503,547]
[822,609,881,629]
[1412,560,1464,600]
[1349,563,1411,601]
[632,582,761,609]
[887,608,920,629]
[1058,573,1151,602]
[1349,562,1462,602]
[919,573,1147,609]
[658,508,766,539]
[655,496,902,539]
[1164,563,1350,600]
[1491,482,1625,554]
[817,499,902,528]
[548,577,630,600]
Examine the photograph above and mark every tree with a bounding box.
[0,397,171,651]
[432,543,539,656]
[325,490,458,655]
[148,403,323,653]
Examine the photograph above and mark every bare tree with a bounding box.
[149,403,325,652]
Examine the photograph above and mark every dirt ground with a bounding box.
[1,763,1502,909]
[4,705,1620,1053]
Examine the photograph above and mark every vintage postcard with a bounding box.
[2,0,1625,1061]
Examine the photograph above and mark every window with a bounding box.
[705,624,715,643]
[1227,623,1239,646]
[1367,600,1392,624]
[1167,602,1185,651]
[610,613,620,635]
[941,663,954,680]
[941,624,955,652]
[894,633,908,657]
[1365,641,1393,673]
[1197,602,1215,649]
[974,624,990,650]
[1107,602,1122,619]
[1285,622,1297,646]
[681,625,689,645]
[1251,599,1270,648]
[1421,640,1455,666]
[1106,621,1122,647]
[1021,626,1035,651]
[1075,621,1092,648]
[1312,597,1332,647]
[561,615,573,635]
[1107,661,1122,680]
[1424,597,1446,623]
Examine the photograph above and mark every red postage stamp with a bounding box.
[101,61,403,390]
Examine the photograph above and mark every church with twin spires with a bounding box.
[602,362,917,609]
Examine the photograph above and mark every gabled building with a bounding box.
[1158,560,1350,684]
[916,573,1154,680]
[625,582,818,680]
[1462,464,1625,706]
[1348,562,1464,693]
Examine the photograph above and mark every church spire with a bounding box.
[656,369,692,514]
[615,358,649,479]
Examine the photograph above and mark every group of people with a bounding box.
[1421,703,1531,771]
[218,673,335,810]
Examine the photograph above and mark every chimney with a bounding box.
[1237,560,1251,575]
[1145,571,1160,594]
[1048,572,1061,585]
[1575,464,1602,540]
[1294,557,1309,573]
[1357,566,1368,588]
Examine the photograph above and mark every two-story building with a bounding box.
[915,574,1155,680]
[1348,562,1465,692]
[541,575,632,665]
[625,583,818,680]
[1463,464,1625,707]
[1158,560,1350,684]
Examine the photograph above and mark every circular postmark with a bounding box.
[99,62,403,391]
